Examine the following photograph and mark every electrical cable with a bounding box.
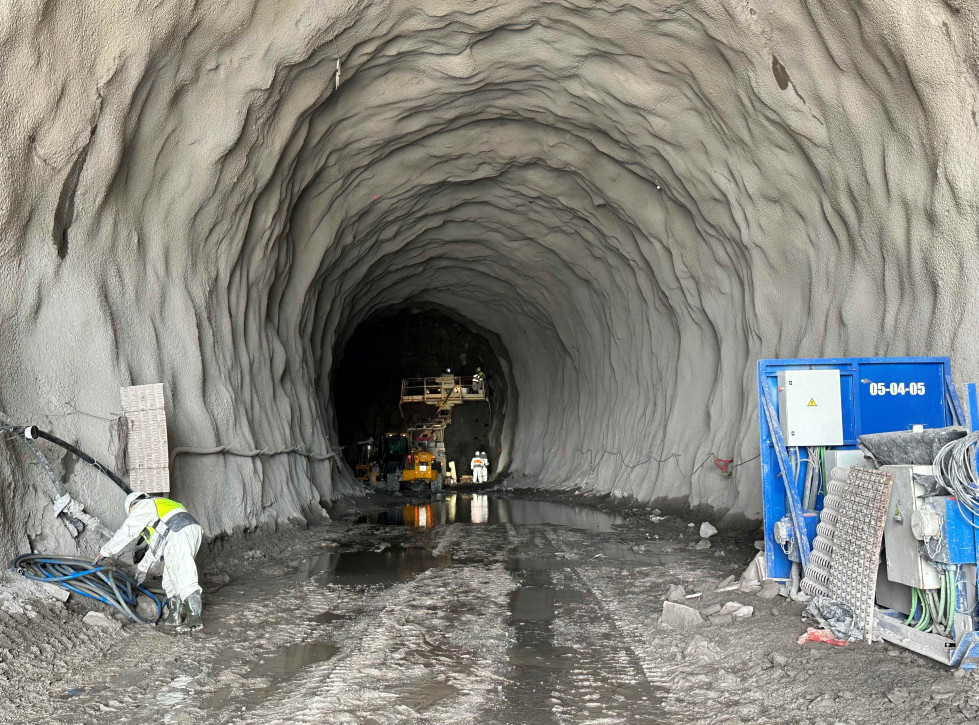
[933,431,979,524]
[0,425,130,494]
[169,444,341,467]
[10,554,161,625]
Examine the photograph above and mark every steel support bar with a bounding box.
[761,384,811,568]
[946,373,966,427]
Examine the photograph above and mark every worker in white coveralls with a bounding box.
[481,452,490,483]
[471,451,488,483]
[95,492,204,633]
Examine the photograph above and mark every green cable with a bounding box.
[904,588,919,626]
[915,588,932,632]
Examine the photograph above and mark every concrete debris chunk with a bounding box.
[660,601,704,628]
[757,580,781,599]
[83,611,122,631]
[718,601,744,616]
[699,522,718,539]
[36,582,70,602]
[732,605,754,620]
[666,584,687,602]
[693,539,711,550]
[701,603,722,616]
[715,575,735,590]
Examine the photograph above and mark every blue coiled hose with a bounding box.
[10,554,161,625]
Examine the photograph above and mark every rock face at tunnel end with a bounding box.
[0,0,977,559]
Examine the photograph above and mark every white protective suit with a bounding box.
[99,498,203,601]
[480,453,490,483]
[470,453,488,484]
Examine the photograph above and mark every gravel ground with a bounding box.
[0,490,976,724]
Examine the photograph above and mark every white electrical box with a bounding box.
[777,370,844,446]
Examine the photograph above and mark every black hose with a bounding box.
[32,427,130,494]
[2,424,130,494]
[10,554,161,624]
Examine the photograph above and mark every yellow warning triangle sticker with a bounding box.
[807,398,817,407]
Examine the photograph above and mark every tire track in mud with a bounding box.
[233,523,518,724]
[490,525,664,724]
[541,526,741,724]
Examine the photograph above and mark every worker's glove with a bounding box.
[93,554,105,566]
[134,571,146,586]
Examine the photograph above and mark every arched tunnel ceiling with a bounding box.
[0,1,977,554]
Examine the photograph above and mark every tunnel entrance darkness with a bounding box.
[332,309,510,480]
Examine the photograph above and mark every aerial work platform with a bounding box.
[399,375,487,408]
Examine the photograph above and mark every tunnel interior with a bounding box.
[0,1,975,560]
[332,309,510,478]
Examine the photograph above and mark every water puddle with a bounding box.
[357,494,624,531]
[311,610,349,624]
[245,641,339,679]
[296,548,450,585]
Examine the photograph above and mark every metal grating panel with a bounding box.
[121,383,170,494]
[828,467,894,643]
[801,466,849,598]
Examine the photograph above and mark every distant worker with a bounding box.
[95,492,204,633]
[471,450,488,484]
[473,367,486,394]
[481,451,491,482]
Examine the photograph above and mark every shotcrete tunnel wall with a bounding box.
[0,1,977,560]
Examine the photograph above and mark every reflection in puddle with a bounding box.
[296,548,450,585]
[312,611,349,624]
[246,642,338,680]
[358,494,623,531]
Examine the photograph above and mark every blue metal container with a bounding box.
[758,357,964,579]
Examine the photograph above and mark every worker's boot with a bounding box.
[177,591,203,633]
[159,597,182,628]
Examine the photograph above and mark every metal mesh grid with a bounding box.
[828,467,894,643]
[801,466,850,598]
[121,384,170,494]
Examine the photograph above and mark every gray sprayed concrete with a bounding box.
[0,1,977,560]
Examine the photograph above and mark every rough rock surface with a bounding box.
[0,1,977,556]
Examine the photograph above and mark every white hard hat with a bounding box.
[124,491,147,512]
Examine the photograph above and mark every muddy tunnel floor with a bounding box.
[1,490,977,725]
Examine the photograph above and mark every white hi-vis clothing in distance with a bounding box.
[100,497,203,601]
[471,453,489,484]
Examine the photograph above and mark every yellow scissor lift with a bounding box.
[400,373,487,488]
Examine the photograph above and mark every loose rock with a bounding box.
[732,605,754,620]
[719,601,744,616]
[757,580,780,599]
[666,584,687,602]
[660,601,704,628]
[82,611,122,631]
[699,522,718,538]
